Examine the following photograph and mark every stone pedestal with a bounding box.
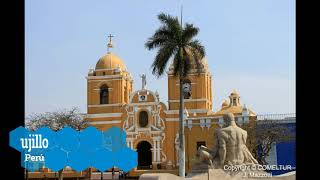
[152,162,157,170]
[165,161,173,170]
[140,173,183,180]
[139,170,296,180]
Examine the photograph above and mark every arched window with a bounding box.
[100,85,109,104]
[139,111,148,127]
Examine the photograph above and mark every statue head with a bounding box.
[223,112,235,126]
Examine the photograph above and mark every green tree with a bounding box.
[145,13,205,177]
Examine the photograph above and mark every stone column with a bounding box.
[153,140,157,162]
[157,140,160,162]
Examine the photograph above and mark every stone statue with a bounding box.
[196,145,213,166]
[216,112,258,166]
[194,112,258,168]
[140,74,147,89]
[140,113,295,180]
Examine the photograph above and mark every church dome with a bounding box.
[221,100,229,108]
[230,90,239,96]
[95,52,126,70]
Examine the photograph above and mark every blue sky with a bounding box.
[25,0,295,115]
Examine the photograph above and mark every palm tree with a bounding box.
[145,13,205,177]
[58,169,63,180]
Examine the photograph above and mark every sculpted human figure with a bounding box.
[195,112,258,168]
[215,112,258,166]
[140,74,147,89]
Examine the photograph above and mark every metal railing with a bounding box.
[257,113,296,121]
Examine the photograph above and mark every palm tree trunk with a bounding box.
[58,169,63,180]
[25,169,28,180]
[178,48,185,177]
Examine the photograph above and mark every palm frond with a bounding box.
[151,43,177,77]
[145,35,168,50]
[188,40,206,74]
[147,12,206,79]
[188,40,206,58]
[158,13,180,29]
[182,47,192,76]
[157,13,181,41]
[145,26,174,50]
[182,23,199,43]
[171,48,192,77]
[145,13,181,50]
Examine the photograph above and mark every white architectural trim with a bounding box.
[87,77,133,82]
[164,109,209,114]
[168,99,211,103]
[86,113,122,118]
[129,102,158,106]
[152,136,162,141]
[88,79,119,83]
[129,90,159,103]
[126,131,137,135]
[88,103,123,107]
[86,73,129,79]
[165,118,180,122]
[150,131,162,135]
[88,120,121,125]
[166,117,219,123]
[94,68,125,72]
[93,88,114,91]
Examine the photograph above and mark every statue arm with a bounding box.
[211,130,219,156]
[243,130,247,144]
[219,138,226,166]
[201,145,213,153]
[218,131,227,166]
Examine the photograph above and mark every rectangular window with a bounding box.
[196,141,206,150]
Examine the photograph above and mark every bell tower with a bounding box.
[167,58,213,114]
[86,35,133,124]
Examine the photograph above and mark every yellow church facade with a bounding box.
[84,41,257,175]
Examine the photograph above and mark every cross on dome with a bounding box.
[107,34,114,52]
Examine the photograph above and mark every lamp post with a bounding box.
[179,108,189,176]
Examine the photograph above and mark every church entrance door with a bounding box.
[137,141,152,169]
